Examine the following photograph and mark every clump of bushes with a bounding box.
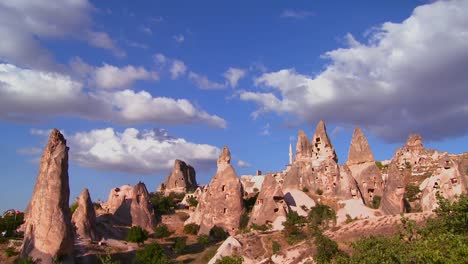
[302,187,309,193]
[197,234,210,245]
[135,242,170,264]
[126,226,148,244]
[215,255,243,264]
[5,247,16,257]
[183,223,200,235]
[282,211,306,245]
[308,203,336,230]
[239,213,249,230]
[251,223,271,231]
[172,236,187,254]
[0,211,25,237]
[154,224,171,238]
[209,225,229,242]
[405,184,421,202]
[149,192,185,215]
[187,196,198,207]
[243,193,258,213]
[272,241,281,254]
[371,195,382,209]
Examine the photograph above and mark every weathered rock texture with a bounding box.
[104,184,133,216]
[295,130,312,161]
[158,159,197,194]
[130,182,157,232]
[72,188,97,241]
[249,174,288,226]
[346,128,383,205]
[21,129,74,263]
[379,162,406,214]
[186,146,245,235]
[311,120,337,162]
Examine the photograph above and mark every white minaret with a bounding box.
[289,143,293,164]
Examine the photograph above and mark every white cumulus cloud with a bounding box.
[93,64,158,89]
[170,60,187,79]
[241,0,468,142]
[188,72,225,90]
[224,68,246,88]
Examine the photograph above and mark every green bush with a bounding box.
[282,211,306,245]
[371,195,382,209]
[302,187,309,193]
[209,225,229,242]
[126,226,149,244]
[150,192,185,215]
[405,184,421,202]
[215,255,243,264]
[14,257,35,264]
[98,249,121,264]
[197,234,210,245]
[183,223,200,235]
[135,243,170,264]
[314,231,342,264]
[187,196,198,207]
[5,247,16,257]
[308,204,336,230]
[251,223,270,231]
[154,225,171,238]
[172,236,187,254]
[239,213,249,230]
[243,193,258,213]
[375,161,383,169]
[0,211,25,236]
[272,241,281,254]
[70,202,78,215]
[315,188,323,195]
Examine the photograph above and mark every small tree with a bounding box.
[183,223,200,235]
[187,196,198,207]
[154,225,171,238]
[173,237,187,254]
[126,226,148,245]
[272,241,281,254]
[283,211,306,245]
[215,255,243,264]
[302,187,309,193]
[315,188,323,195]
[197,234,210,246]
[209,225,229,242]
[371,196,382,209]
[405,184,421,202]
[239,213,249,230]
[135,243,170,264]
[308,204,336,230]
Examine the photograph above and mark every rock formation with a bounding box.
[249,174,288,227]
[295,130,312,161]
[158,159,197,194]
[104,184,133,217]
[185,146,245,235]
[311,120,338,162]
[20,129,74,263]
[345,128,383,205]
[130,182,157,232]
[393,134,443,174]
[379,162,406,214]
[72,188,97,241]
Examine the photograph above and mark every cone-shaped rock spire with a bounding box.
[347,128,375,166]
[72,188,98,241]
[311,120,337,162]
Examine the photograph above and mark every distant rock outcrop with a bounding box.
[130,182,157,232]
[249,174,288,227]
[158,159,197,194]
[295,130,312,161]
[186,146,245,235]
[311,120,338,162]
[380,162,406,215]
[72,188,97,241]
[345,128,383,205]
[20,129,74,263]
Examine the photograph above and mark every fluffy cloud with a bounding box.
[93,64,158,89]
[237,160,251,168]
[0,63,226,128]
[0,0,123,69]
[68,128,220,174]
[188,72,225,90]
[241,0,468,142]
[224,68,246,88]
[170,60,187,79]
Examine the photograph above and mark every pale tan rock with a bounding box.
[104,185,133,222]
[346,128,374,165]
[72,188,98,241]
[20,129,74,263]
[311,120,337,162]
[295,130,312,161]
[158,159,197,194]
[130,182,157,232]
[249,174,288,226]
[186,146,245,235]
[379,162,405,215]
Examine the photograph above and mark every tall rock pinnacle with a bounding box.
[72,188,98,241]
[158,159,197,194]
[346,128,375,166]
[295,130,312,161]
[311,120,337,162]
[21,129,74,263]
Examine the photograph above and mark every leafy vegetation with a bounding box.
[313,230,343,264]
[126,226,149,244]
[308,203,336,230]
[315,188,323,195]
[98,249,121,264]
[149,192,185,215]
[135,243,170,264]
[14,257,35,264]
[70,202,78,215]
[251,223,271,231]
[197,234,210,245]
[239,213,249,230]
[375,161,384,170]
[187,196,198,207]
[183,223,200,235]
[405,184,421,202]
[154,224,171,238]
[243,193,258,213]
[282,211,306,245]
[5,247,16,257]
[302,186,309,193]
[371,195,382,209]
[209,225,229,242]
[214,255,243,264]
[272,241,281,254]
[0,211,25,237]
[172,236,187,254]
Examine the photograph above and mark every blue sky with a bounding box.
[0,0,467,212]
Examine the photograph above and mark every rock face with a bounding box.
[158,159,197,194]
[21,129,74,263]
[311,120,337,162]
[379,162,406,215]
[104,184,133,217]
[295,130,312,161]
[186,146,245,235]
[345,128,383,205]
[249,174,288,227]
[130,182,157,232]
[72,188,97,241]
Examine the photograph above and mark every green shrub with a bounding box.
[0,236,8,244]
[135,243,170,264]
[314,231,343,264]
[183,223,200,235]
[126,226,149,244]
[405,184,421,202]
[5,247,16,257]
[302,187,309,193]
[14,257,35,264]
[239,213,249,230]
[209,225,229,242]
[187,196,198,207]
[215,255,243,264]
[371,195,382,209]
[150,192,185,215]
[375,161,383,170]
[272,241,281,254]
[251,223,270,231]
[283,211,306,245]
[93,202,102,210]
[98,249,120,264]
[197,234,210,245]
[315,188,323,195]
[173,236,187,254]
[70,202,78,215]
[0,211,25,236]
[243,193,258,213]
[154,225,171,238]
[308,204,336,230]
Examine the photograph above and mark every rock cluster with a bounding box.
[72,188,98,241]
[21,129,74,263]
[379,162,405,214]
[158,159,197,194]
[185,146,245,235]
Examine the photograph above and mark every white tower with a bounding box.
[289,143,293,164]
